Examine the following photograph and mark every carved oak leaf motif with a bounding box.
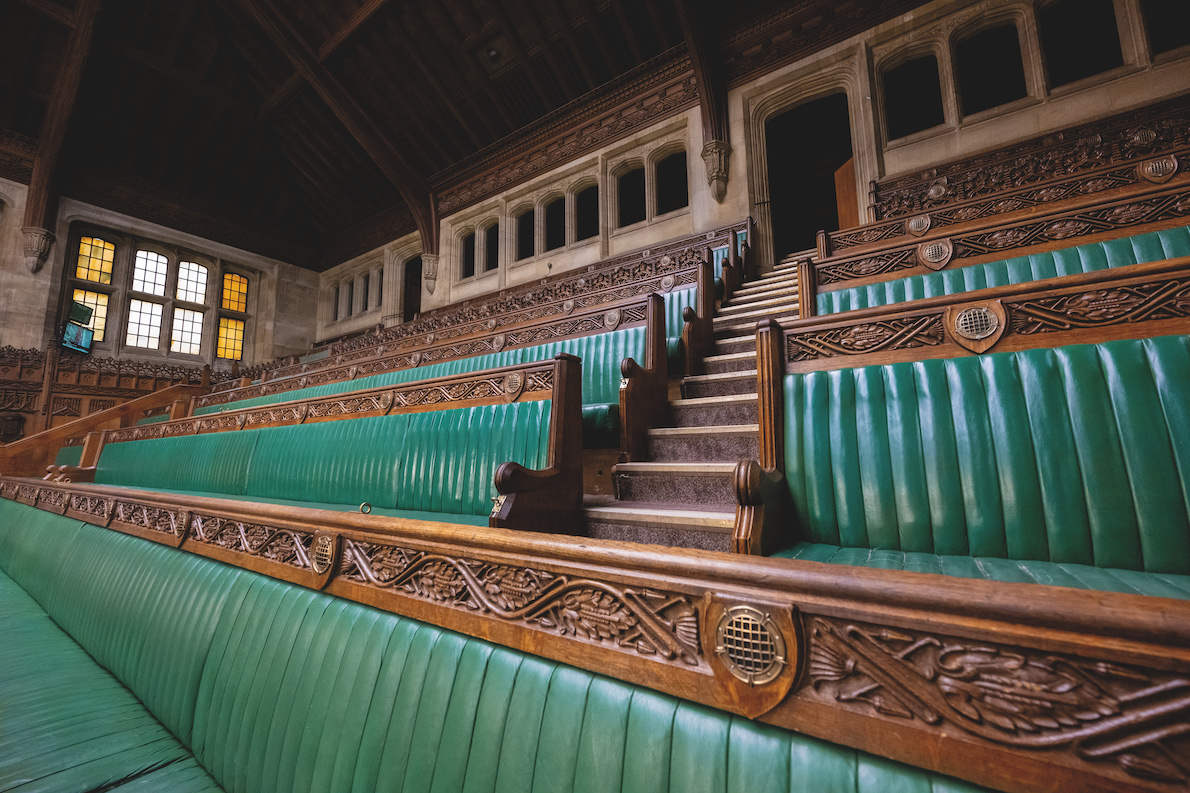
[1009,281,1190,333]
[787,316,945,361]
[1044,220,1092,240]
[339,539,700,665]
[808,619,1190,785]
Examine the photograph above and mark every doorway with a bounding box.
[402,256,422,323]
[765,93,854,262]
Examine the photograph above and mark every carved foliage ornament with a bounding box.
[701,140,731,204]
[1008,279,1190,335]
[340,539,701,666]
[808,618,1190,786]
[787,315,945,361]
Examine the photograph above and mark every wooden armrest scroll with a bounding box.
[489,354,584,533]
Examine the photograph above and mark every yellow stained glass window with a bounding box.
[71,289,109,342]
[217,317,244,360]
[176,261,209,303]
[126,299,163,348]
[222,273,248,312]
[75,237,114,284]
[171,308,204,355]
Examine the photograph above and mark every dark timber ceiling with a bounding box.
[0,0,929,270]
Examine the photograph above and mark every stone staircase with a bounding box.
[583,251,809,552]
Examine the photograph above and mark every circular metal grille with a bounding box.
[954,306,999,340]
[311,534,335,574]
[1144,158,1176,178]
[1131,128,1156,146]
[715,606,786,685]
[907,215,930,233]
[921,242,948,263]
[927,182,947,199]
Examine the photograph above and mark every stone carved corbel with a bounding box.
[22,227,55,273]
[422,253,438,295]
[701,140,731,203]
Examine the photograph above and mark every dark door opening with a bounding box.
[402,256,422,323]
[765,93,854,262]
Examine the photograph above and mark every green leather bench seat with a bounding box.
[780,335,1190,591]
[136,413,171,425]
[0,499,990,793]
[195,289,699,446]
[0,563,224,790]
[817,224,1190,314]
[53,443,83,467]
[94,401,551,521]
[773,543,1190,599]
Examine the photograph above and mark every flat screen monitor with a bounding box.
[69,300,93,325]
[62,321,94,354]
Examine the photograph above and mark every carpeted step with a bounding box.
[670,394,758,427]
[682,369,756,398]
[719,290,799,314]
[583,500,735,552]
[612,461,737,506]
[700,351,756,374]
[711,334,756,356]
[646,424,759,462]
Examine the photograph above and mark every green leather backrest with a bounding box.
[0,499,990,793]
[54,444,83,466]
[200,289,698,417]
[818,225,1190,314]
[783,335,1190,574]
[137,413,171,425]
[244,401,551,515]
[95,430,262,495]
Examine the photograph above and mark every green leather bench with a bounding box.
[135,413,171,425]
[194,289,700,447]
[776,334,1190,598]
[0,498,990,793]
[93,401,553,525]
[817,224,1190,314]
[53,443,83,467]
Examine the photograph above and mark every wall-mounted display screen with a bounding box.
[62,321,94,354]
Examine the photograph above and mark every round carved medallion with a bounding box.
[714,605,787,686]
[604,309,621,330]
[953,306,999,341]
[311,533,335,574]
[504,372,524,400]
[906,214,931,236]
[425,333,435,345]
[562,299,575,314]
[1130,128,1157,147]
[1140,156,1178,183]
[409,352,422,367]
[916,239,954,269]
[660,275,676,292]
[926,181,947,200]
[486,319,498,330]
[493,334,506,351]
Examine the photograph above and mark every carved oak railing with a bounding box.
[194,290,660,413]
[3,475,1187,793]
[801,173,1190,313]
[238,219,753,384]
[867,94,1190,225]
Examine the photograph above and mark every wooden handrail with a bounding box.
[619,293,669,462]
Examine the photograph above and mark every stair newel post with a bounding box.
[816,229,831,260]
[619,294,669,461]
[491,354,584,533]
[681,256,715,378]
[797,257,817,320]
[722,236,742,304]
[732,318,790,555]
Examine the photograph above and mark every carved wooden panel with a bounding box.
[873,96,1190,219]
[190,514,315,572]
[818,183,1190,288]
[805,617,1190,788]
[787,316,946,361]
[1008,279,1190,334]
[835,154,1186,252]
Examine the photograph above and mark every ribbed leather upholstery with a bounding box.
[136,413,171,425]
[782,336,1190,577]
[95,402,551,518]
[95,429,262,495]
[774,543,1190,599]
[818,225,1190,314]
[0,566,224,792]
[197,288,698,418]
[53,444,83,466]
[0,500,990,793]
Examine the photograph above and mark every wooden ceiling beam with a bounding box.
[380,17,487,150]
[405,3,510,138]
[316,0,392,60]
[22,0,101,272]
[347,45,453,165]
[234,0,439,252]
[11,0,75,28]
[502,0,580,101]
[467,0,554,108]
[608,0,645,65]
[540,0,598,91]
[114,45,254,115]
[674,0,731,202]
[572,0,620,74]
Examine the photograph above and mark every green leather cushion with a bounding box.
[95,429,262,496]
[784,335,1190,574]
[774,542,1190,600]
[0,567,225,793]
[0,500,991,793]
[54,444,84,466]
[137,413,171,425]
[818,225,1190,314]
